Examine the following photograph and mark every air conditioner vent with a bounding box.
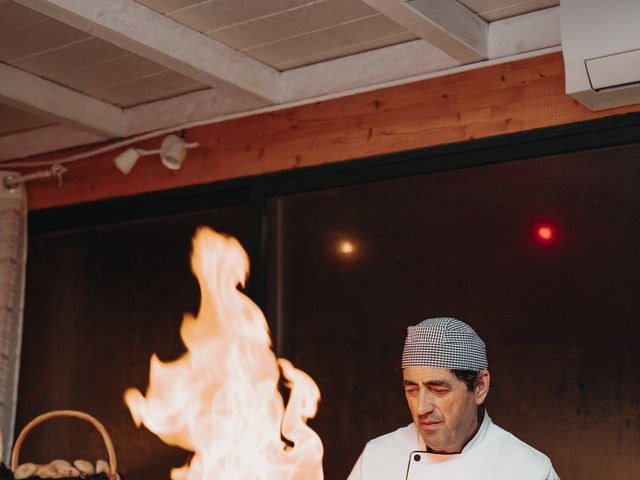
[562,0,640,110]
[585,49,640,91]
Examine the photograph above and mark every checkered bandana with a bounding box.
[401,317,488,370]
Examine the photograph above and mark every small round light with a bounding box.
[338,241,355,255]
[537,226,553,241]
[534,223,559,245]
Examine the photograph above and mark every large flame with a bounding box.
[124,227,323,480]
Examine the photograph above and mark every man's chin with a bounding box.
[420,431,442,448]
[420,431,459,454]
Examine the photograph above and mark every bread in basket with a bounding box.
[9,410,120,480]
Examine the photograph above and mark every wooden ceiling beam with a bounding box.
[361,0,488,62]
[281,40,459,102]
[14,0,283,104]
[283,5,561,102]
[0,125,106,163]
[0,88,265,162]
[489,6,560,58]
[0,63,124,137]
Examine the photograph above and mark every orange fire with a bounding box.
[124,227,323,480]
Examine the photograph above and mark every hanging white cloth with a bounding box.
[0,172,27,463]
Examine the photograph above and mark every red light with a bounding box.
[533,223,558,245]
[537,226,553,241]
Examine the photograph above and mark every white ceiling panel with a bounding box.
[135,0,203,14]
[272,33,417,71]
[0,103,53,136]
[50,54,166,94]
[460,0,559,21]
[10,37,127,78]
[205,0,378,53]
[163,0,315,32]
[0,1,48,33]
[91,70,206,107]
[245,14,416,70]
[0,17,88,62]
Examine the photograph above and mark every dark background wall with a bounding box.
[16,137,640,479]
[275,143,640,479]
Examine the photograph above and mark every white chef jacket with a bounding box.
[347,412,559,480]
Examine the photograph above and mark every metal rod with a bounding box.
[2,164,67,191]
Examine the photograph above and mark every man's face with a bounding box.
[403,366,489,453]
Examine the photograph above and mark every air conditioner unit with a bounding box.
[561,0,640,111]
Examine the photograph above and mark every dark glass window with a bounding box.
[271,144,640,479]
[18,140,640,480]
[19,206,254,479]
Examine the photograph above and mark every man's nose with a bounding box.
[417,388,435,415]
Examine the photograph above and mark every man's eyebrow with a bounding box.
[424,379,451,387]
[402,379,451,387]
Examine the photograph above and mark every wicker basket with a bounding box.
[11,410,118,480]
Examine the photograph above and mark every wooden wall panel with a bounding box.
[25,52,640,210]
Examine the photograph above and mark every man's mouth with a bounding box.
[420,420,442,429]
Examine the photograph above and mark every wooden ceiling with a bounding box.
[0,0,560,163]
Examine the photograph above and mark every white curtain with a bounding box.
[0,172,27,463]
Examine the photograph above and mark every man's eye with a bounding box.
[431,388,449,395]
[404,386,418,395]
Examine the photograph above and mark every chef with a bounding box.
[347,317,560,480]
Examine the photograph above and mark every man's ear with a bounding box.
[474,370,490,405]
